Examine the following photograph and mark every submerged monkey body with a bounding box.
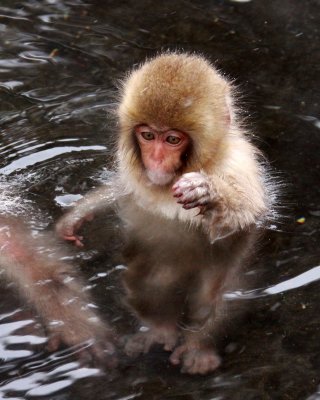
[57,53,273,374]
[120,197,255,323]
[0,215,116,362]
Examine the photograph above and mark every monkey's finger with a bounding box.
[169,344,187,365]
[185,355,203,375]
[176,187,209,202]
[74,237,84,247]
[192,352,221,374]
[172,191,182,198]
[173,184,209,201]
[63,234,84,247]
[173,186,201,197]
[181,349,196,369]
[172,181,197,194]
[181,351,204,374]
[181,198,209,210]
[181,202,197,209]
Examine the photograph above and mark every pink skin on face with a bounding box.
[134,125,190,186]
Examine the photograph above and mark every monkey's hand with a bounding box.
[56,212,93,247]
[172,172,214,212]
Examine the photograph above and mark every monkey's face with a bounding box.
[134,124,190,186]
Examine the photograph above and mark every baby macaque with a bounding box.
[0,216,115,363]
[56,53,273,374]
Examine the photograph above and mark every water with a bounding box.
[0,0,319,398]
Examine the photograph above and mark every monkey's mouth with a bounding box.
[146,170,175,186]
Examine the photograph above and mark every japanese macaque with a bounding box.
[56,53,273,374]
[0,216,115,363]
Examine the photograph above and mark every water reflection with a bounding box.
[1,358,101,398]
[0,309,42,361]
[0,0,319,399]
[226,265,320,300]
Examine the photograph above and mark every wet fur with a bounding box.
[57,52,275,374]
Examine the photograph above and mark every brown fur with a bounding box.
[57,52,274,374]
[0,216,115,363]
[117,53,270,238]
[118,54,231,179]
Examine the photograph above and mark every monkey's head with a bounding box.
[117,53,233,188]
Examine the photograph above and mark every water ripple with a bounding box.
[226,265,320,300]
[0,145,106,174]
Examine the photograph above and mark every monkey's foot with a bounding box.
[124,326,178,357]
[169,343,221,375]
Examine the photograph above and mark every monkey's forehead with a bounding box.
[119,54,229,129]
[130,53,227,97]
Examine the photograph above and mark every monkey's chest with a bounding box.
[121,217,208,292]
[118,200,216,319]
[120,217,212,322]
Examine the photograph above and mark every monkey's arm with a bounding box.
[0,218,116,363]
[173,136,269,241]
[56,183,117,247]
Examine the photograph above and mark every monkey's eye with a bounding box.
[166,135,181,145]
[141,131,155,140]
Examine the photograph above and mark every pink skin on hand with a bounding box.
[59,213,94,247]
[172,172,211,211]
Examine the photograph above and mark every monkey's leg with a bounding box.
[169,271,227,374]
[122,260,182,357]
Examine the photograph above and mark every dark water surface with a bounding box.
[0,0,319,399]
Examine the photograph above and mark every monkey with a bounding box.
[0,215,116,364]
[56,52,273,374]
